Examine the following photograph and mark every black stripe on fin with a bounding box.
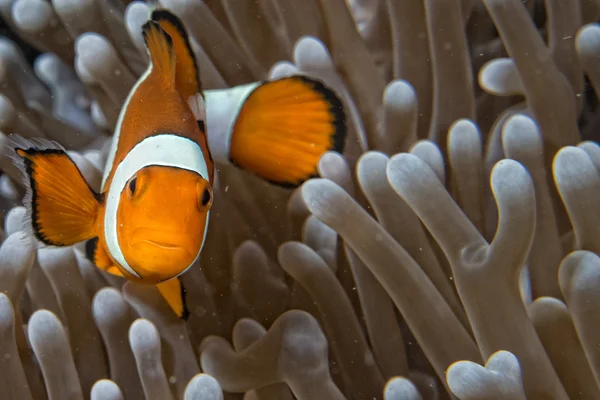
[151,9,201,93]
[141,20,176,85]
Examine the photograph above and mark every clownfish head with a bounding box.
[115,165,212,283]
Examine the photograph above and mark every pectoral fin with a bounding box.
[8,135,101,246]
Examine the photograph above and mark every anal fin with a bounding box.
[156,277,189,320]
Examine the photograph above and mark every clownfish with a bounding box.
[7,9,345,319]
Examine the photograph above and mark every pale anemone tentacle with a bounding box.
[502,115,563,299]
[128,318,174,400]
[478,58,524,97]
[11,0,74,65]
[425,0,475,152]
[409,140,446,184]
[183,374,224,400]
[0,93,45,140]
[200,310,346,399]
[278,242,385,398]
[122,282,200,399]
[4,206,26,235]
[179,258,224,348]
[218,0,287,76]
[481,103,528,240]
[446,351,527,400]
[231,318,294,400]
[387,154,568,399]
[90,379,124,400]
[0,288,33,400]
[528,297,600,399]
[383,377,422,400]
[384,0,432,140]
[36,247,108,397]
[553,146,600,253]
[0,37,52,110]
[23,252,66,326]
[577,141,600,175]
[381,80,419,154]
[53,0,113,41]
[33,52,98,138]
[0,232,54,399]
[74,33,137,108]
[559,251,600,389]
[262,0,326,53]
[232,241,290,328]
[482,0,580,150]
[92,287,144,399]
[576,23,600,97]
[356,151,466,329]
[544,0,584,114]
[447,119,484,233]
[318,150,411,378]
[73,52,120,129]
[301,178,481,391]
[302,215,337,271]
[28,310,83,400]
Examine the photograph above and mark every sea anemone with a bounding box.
[1,0,600,399]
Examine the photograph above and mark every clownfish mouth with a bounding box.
[143,240,181,249]
[130,227,196,256]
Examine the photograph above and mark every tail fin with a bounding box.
[151,9,201,101]
[142,20,176,88]
[7,135,102,246]
[229,76,346,187]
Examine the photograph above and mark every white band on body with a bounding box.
[104,134,210,278]
[204,82,259,164]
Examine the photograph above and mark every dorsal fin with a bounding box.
[151,9,201,100]
[142,20,176,87]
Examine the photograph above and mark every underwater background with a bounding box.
[2,0,600,399]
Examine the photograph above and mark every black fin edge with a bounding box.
[295,75,347,156]
[179,276,190,320]
[85,237,99,265]
[19,152,54,246]
[15,147,102,246]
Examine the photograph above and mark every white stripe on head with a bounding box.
[101,65,153,191]
[204,82,259,164]
[104,134,210,278]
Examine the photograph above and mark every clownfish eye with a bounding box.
[200,187,212,208]
[128,177,137,198]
